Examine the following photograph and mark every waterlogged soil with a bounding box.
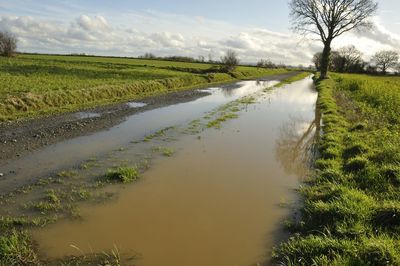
[31,77,319,265]
[0,80,281,195]
[0,72,299,166]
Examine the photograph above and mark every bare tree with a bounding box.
[330,50,345,72]
[140,53,156,59]
[0,31,17,57]
[208,53,213,63]
[372,50,399,74]
[257,58,276,69]
[257,59,266,69]
[289,0,378,79]
[365,64,378,74]
[313,51,336,71]
[312,52,322,70]
[221,50,239,72]
[316,45,365,73]
[338,45,363,72]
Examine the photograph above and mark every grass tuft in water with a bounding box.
[105,166,139,183]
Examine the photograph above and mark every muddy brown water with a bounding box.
[33,77,318,265]
[0,80,277,194]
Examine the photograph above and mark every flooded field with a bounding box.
[0,80,278,194]
[0,76,318,265]
[31,77,318,265]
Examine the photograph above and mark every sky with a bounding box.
[1,0,400,65]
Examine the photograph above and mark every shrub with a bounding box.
[220,50,239,72]
[0,31,17,57]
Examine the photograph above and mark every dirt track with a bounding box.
[0,72,300,166]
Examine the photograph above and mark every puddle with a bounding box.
[33,77,318,265]
[74,112,101,119]
[126,102,148,108]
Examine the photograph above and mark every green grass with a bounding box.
[57,170,77,178]
[152,146,175,157]
[56,244,121,266]
[0,229,121,266]
[105,166,139,183]
[274,74,400,265]
[45,189,61,204]
[206,112,239,129]
[0,230,39,266]
[0,54,290,121]
[144,126,175,142]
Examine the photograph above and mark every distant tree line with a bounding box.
[257,59,277,69]
[139,50,241,72]
[256,59,289,69]
[139,53,209,64]
[140,52,292,71]
[312,45,400,75]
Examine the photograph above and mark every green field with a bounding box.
[274,74,400,265]
[0,54,289,121]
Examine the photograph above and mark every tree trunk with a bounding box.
[320,40,332,79]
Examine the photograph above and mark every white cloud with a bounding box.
[150,32,186,48]
[77,15,109,32]
[0,12,399,65]
[332,17,400,59]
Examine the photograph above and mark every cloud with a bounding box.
[223,33,261,50]
[358,18,400,48]
[0,12,399,65]
[0,15,63,36]
[331,17,400,59]
[220,30,321,65]
[150,32,186,48]
[77,15,109,32]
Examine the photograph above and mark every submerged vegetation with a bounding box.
[105,166,140,183]
[274,74,400,265]
[207,112,239,129]
[0,54,290,121]
[152,146,175,157]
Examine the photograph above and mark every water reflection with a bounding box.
[219,81,274,98]
[126,102,148,108]
[0,80,279,195]
[74,112,101,119]
[275,106,321,179]
[32,77,318,266]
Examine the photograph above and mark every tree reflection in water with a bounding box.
[275,106,321,179]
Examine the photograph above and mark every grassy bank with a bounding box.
[0,54,289,121]
[274,74,400,265]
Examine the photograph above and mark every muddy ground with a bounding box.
[0,72,299,166]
